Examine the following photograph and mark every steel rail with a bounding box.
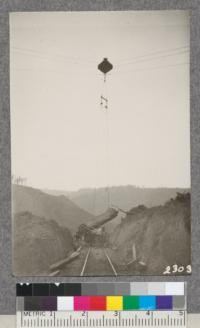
[103,248,118,276]
[80,247,91,276]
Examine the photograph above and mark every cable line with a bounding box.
[112,61,189,75]
[116,50,189,68]
[117,45,189,64]
[11,46,96,65]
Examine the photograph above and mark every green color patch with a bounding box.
[123,296,139,310]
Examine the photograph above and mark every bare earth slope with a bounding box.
[12,184,93,232]
[109,193,191,275]
[13,211,74,276]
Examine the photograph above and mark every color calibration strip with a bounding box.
[17,295,186,311]
[16,282,185,296]
[16,283,187,328]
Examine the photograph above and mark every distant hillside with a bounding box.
[109,193,191,275]
[12,184,93,232]
[44,186,190,215]
[13,211,74,275]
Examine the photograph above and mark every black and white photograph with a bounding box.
[10,10,191,276]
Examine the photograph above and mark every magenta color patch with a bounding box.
[74,296,90,310]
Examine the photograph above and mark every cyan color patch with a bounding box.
[139,296,156,310]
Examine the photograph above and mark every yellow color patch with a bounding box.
[106,296,123,310]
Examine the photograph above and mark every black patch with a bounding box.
[16,284,33,296]
[64,283,81,295]
[33,284,49,296]
[50,283,65,296]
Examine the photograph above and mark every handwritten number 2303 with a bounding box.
[163,264,191,274]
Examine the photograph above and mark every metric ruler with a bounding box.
[17,310,186,328]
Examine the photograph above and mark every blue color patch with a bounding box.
[139,296,156,310]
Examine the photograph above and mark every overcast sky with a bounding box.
[10,10,190,191]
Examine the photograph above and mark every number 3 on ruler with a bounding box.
[163,265,191,274]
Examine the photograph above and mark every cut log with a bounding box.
[86,208,118,229]
[49,248,81,271]
[49,270,60,276]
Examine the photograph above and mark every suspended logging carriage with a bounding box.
[76,208,118,247]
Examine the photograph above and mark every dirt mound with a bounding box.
[109,193,191,275]
[13,211,74,276]
[12,184,93,232]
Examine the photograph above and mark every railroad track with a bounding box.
[49,246,118,276]
[80,247,118,276]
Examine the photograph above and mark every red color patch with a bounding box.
[89,296,106,310]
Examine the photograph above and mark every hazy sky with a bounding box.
[10,11,190,190]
